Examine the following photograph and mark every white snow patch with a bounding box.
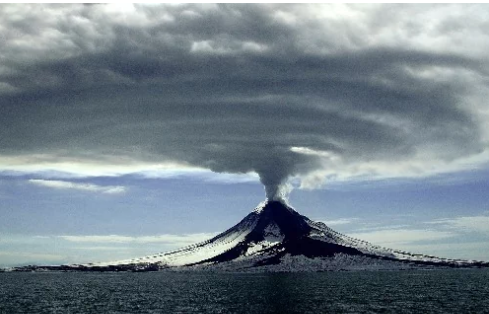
[263,222,283,242]
[88,215,258,267]
[253,200,268,213]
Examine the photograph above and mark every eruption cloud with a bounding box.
[259,165,291,203]
[264,181,293,204]
[1,4,489,197]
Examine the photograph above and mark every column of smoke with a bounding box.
[259,172,293,205]
[255,151,318,205]
[264,181,293,204]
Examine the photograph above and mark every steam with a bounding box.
[264,181,293,204]
[257,158,301,204]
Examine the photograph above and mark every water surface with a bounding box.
[1,269,488,313]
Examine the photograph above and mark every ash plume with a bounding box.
[1,4,489,195]
[264,182,293,204]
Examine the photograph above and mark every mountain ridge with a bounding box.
[6,200,489,272]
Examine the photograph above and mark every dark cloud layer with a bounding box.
[1,4,489,199]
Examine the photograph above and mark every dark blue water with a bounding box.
[1,269,489,313]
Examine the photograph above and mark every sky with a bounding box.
[1,3,489,267]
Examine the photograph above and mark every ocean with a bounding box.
[1,269,488,313]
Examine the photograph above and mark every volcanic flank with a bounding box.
[62,199,488,272]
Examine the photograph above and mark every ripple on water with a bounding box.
[1,269,488,314]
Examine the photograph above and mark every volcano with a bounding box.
[78,200,488,272]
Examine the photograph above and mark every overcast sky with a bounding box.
[1,4,489,266]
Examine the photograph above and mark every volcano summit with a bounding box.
[68,200,487,272]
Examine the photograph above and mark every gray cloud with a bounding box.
[1,4,489,199]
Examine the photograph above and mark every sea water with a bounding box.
[1,269,488,313]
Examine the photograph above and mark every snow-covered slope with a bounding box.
[84,200,489,271]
